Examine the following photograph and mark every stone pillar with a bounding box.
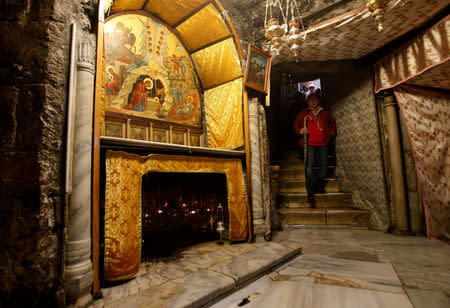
[64,40,95,307]
[269,165,282,229]
[258,104,271,240]
[249,99,265,241]
[382,95,408,232]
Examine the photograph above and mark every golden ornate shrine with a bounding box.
[93,0,252,288]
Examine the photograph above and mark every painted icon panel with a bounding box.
[104,13,202,127]
[244,45,271,93]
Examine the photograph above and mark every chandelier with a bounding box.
[264,0,307,58]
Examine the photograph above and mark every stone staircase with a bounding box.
[275,157,369,226]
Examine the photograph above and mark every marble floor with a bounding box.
[213,227,449,308]
[94,239,302,308]
[94,227,449,308]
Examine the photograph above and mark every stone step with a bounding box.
[315,192,352,208]
[280,192,351,209]
[326,209,370,225]
[279,192,311,208]
[279,170,306,181]
[279,160,305,169]
[279,179,339,193]
[279,208,326,225]
[279,166,336,181]
[279,208,369,226]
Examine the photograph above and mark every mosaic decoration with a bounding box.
[328,67,390,231]
[104,150,249,281]
[375,17,450,93]
[104,13,202,127]
[394,85,450,242]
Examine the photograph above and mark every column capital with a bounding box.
[77,41,95,73]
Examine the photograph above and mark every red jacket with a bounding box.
[293,108,336,147]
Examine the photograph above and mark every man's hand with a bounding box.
[300,127,308,134]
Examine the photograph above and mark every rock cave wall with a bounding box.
[0,1,95,306]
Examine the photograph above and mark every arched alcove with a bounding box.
[92,0,253,295]
[99,0,247,150]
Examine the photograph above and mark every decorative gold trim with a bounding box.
[104,150,249,281]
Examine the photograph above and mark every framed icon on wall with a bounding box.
[244,45,272,93]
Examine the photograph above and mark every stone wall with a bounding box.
[326,64,390,231]
[0,1,94,306]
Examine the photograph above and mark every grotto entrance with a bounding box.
[140,172,229,261]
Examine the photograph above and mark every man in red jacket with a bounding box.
[293,94,336,205]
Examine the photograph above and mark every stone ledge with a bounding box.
[326,209,370,225]
[94,241,302,308]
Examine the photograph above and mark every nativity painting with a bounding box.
[104,13,202,127]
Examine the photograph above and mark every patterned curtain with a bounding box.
[272,0,448,63]
[394,85,450,241]
[374,17,450,93]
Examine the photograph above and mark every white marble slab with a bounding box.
[404,288,449,308]
[287,255,403,293]
[240,281,413,308]
[103,269,235,308]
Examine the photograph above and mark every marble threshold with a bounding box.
[93,240,302,308]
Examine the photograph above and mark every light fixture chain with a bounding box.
[276,0,287,24]
[285,0,290,23]
[295,1,307,40]
[264,0,270,27]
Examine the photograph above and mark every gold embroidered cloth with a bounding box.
[110,0,144,13]
[394,85,450,242]
[205,78,244,149]
[145,0,207,26]
[176,4,231,51]
[191,38,242,89]
[104,150,249,280]
[375,17,450,93]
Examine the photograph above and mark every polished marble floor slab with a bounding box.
[224,281,413,308]
[94,227,449,308]
[404,288,449,308]
[278,255,403,294]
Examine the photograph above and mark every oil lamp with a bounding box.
[216,203,225,240]
[264,0,306,58]
[367,0,391,32]
[265,17,285,49]
[286,18,305,58]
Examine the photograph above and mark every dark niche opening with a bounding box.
[141,172,229,261]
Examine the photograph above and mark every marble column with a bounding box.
[64,40,95,307]
[382,95,408,232]
[258,104,271,240]
[249,99,265,241]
